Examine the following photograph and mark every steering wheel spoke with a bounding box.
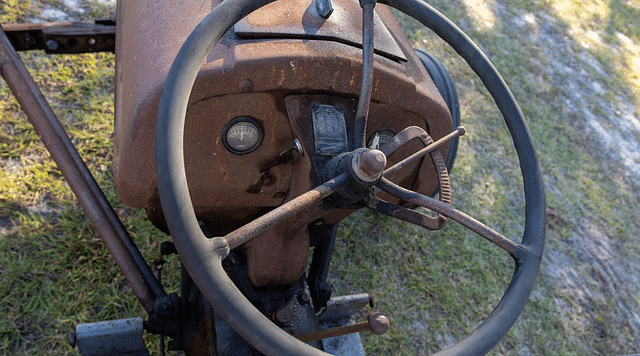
[376,177,518,255]
[383,126,465,176]
[224,172,350,250]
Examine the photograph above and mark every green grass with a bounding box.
[2,0,640,355]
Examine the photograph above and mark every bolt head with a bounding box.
[353,149,386,182]
[298,292,311,305]
[238,79,254,93]
[272,307,293,325]
[46,39,59,51]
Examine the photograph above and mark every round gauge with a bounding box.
[368,127,397,149]
[222,117,264,155]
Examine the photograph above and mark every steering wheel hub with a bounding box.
[352,149,386,182]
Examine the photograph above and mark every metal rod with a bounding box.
[224,172,350,250]
[352,0,376,148]
[0,28,164,312]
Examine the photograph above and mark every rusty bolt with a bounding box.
[353,149,386,182]
[238,79,254,93]
[272,307,293,325]
[298,292,311,305]
[46,39,59,51]
[368,312,390,335]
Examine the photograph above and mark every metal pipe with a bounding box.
[0,28,164,312]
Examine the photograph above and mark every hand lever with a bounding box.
[294,313,389,343]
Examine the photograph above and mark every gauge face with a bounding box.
[222,117,263,155]
[368,127,397,149]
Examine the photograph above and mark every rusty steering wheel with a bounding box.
[154,0,546,355]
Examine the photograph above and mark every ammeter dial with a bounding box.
[222,117,264,155]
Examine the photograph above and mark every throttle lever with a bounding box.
[376,126,463,230]
[384,126,465,176]
[294,313,390,344]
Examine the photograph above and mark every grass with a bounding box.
[2,0,640,355]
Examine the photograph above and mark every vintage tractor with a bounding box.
[0,0,545,354]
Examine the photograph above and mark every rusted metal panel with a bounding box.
[114,0,451,215]
[233,0,407,62]
[114,0,453,287]
[113,0,214,210]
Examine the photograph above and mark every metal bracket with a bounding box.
[1,20,115,54]
[70,318,150,356]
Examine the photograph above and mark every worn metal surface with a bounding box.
[225,172,349,250]
[352,0,376,148]
[114,0,451,215]
[73,318,149,356]
[1,21,115,54]
[0,28,162,313]
[116,0,451,288]
[353,149,386,182]
[234,0,405,62]
[317,293,374,322]
[225,173,349,286]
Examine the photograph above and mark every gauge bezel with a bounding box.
[221,117,264,155]
[367,126,398,149]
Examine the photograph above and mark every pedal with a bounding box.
[69,317,150,356]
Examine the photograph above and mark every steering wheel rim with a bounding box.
[154,0,545,355]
